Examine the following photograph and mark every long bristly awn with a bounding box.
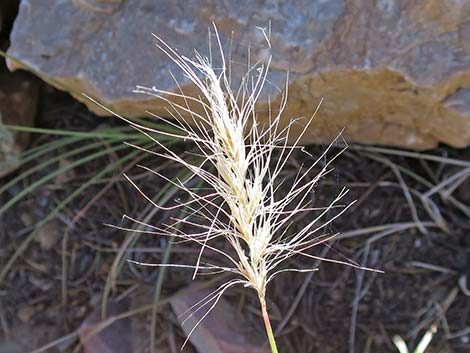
[87,24,382,353]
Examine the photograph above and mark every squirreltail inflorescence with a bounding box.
[91,25,381,353]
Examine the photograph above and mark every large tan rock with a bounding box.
[7,0,470,149]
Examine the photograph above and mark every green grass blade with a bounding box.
[18,136,82,161]
[5,125,146,141]
[0,143,129,215]
[0,146,145,284]
[0,140,111,196]
[150,173,199,353]
[101,167,186,319]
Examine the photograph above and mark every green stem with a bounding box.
[259,295,279,353]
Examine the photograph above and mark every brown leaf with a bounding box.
[170,283,270,353]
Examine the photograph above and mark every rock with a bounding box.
[0,63,39,177]
[7,0,470,149]
[170,283,269,353]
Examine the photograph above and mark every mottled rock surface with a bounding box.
[7,0,470,149]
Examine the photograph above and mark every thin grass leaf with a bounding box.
[5,125,146,141]
[0,142,129,215]
[1,140,114,197]
[101,169,187,318]
[0,145,147,283]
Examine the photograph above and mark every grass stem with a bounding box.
[259,295,279,353]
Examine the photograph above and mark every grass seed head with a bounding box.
[98,24,381,351]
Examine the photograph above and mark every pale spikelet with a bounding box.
[88,25,381,351]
